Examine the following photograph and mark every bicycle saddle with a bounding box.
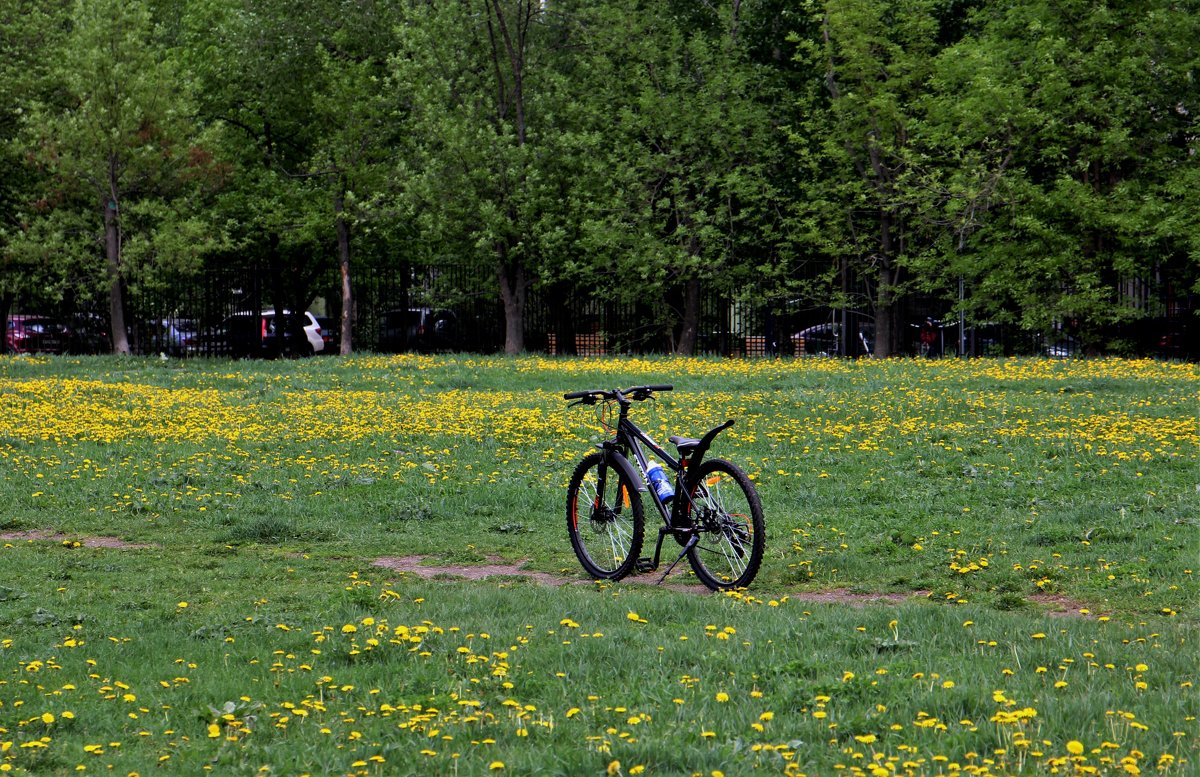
[669,436,701,455]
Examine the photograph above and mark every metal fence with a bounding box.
[5,260,1196,360]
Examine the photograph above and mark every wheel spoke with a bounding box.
[567,453,644,580]
[684,461,764,590]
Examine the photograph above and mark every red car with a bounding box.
[6,315,70,355]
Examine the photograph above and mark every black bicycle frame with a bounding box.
[619,422,677,514]
[595,405,735,580]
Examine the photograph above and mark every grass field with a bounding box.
[0,353,1196,776]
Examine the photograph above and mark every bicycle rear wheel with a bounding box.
[683,459,765,590]
[566,451,644,580]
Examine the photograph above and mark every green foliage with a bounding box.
[2,0,1198,353]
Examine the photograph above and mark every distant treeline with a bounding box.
[1,0,1196,356]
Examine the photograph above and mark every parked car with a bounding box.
[316,316,339,354]
[202,310,325,358]
[1041,334,1080,359]
[6,315,70,355]
[66,314,112,355]
[145,318,199,356]
[792,322,874,357]
[378,308,459,353]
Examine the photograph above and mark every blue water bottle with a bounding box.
[646,461,675,504]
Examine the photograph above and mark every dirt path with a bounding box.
[1,530,1093,614]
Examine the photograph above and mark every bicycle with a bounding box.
[563,384,765,590]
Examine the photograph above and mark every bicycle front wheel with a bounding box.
[566,451,645,580]
[684,459,765,590]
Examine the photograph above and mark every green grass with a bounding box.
[0,353,1196,776]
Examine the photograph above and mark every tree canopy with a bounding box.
[2,0,1196,356]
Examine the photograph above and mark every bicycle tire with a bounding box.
[566,451,645,580]
[683,459,765,590]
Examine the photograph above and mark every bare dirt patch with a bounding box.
[0,529,157,550]
[371,557,935,601]
[373,555,711,591]
[363,557,1092,615]
[374,555,571,586]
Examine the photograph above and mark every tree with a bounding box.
[957,0,1200,352]
[0,0,71,327]
[790,0,950,357]
[566,0,786,354]
[182,0,328,354]
[393,0,586,354]
[304,1,402,355]
[20,0,216,354]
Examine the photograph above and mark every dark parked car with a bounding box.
[378,308,459,353]
[67,314,112,355]
[316,316,339,354]
[200,310,325,358]
[792,322,874,357]
[6,315,70,355]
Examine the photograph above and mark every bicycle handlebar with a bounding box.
[564,384,673,403]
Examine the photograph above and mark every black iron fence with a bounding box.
[5,261,1196,360]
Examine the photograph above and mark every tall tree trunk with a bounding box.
[874,209,896,358]
[334,187,353,356]
[677,277,701,355]
[103,177,131,355]
[497,253,526,354]
[485,0,533,355]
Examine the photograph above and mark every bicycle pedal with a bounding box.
[635,558,656,573]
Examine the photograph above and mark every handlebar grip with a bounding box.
[646,384,673,392]
[564,390,593,400]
